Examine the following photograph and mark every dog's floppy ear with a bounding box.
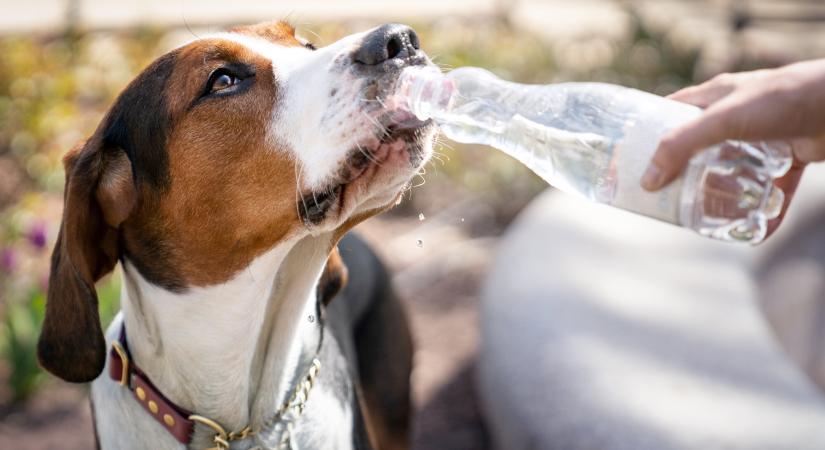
[37,134,136,383]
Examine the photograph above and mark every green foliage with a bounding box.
[600,8,701,94]
[0,31,151,404]
[1,289,45,403]
[98,273,123,329]
[0,274,120,403]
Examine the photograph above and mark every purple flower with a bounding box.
[1,247,17,274]
[27,221,48,250]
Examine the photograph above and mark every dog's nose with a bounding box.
[353,23,420,65]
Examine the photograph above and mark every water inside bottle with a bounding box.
[425,78,692,225]
[393,66,792,243]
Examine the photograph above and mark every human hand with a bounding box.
[640,59,825,236]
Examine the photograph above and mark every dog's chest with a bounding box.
[226,341,358,450]
[91,316,361,450]
[276,329,359,450]
[276,385,354,450]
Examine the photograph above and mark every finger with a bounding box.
[641,108,732,191]
[667,80,735,108]
[790,133,825,163]
[765,161,806,239]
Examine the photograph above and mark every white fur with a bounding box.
[92,233,348,449]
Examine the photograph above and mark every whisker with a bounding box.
[434,138,455,152]
[360,111,390,139]
[180,2,200,40]
[355,142,381,166]
[429,56,453,71]
[411,173,427,188]
[294,160,311,229]
[433,150,451,161]
[302,28,321,41]
[430,153,447,166]
[311,190,320,211]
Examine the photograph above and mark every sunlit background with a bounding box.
[2,1,825,449]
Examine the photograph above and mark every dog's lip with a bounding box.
[299,92,434,227]
[385,109,429,131]
[321,122,429,202]
[343,119,432,180]
[339,124,421,184]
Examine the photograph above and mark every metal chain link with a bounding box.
[196,358,321,450]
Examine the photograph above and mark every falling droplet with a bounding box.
[418,213,426,221]
[308,315,315,323]
[460,217,465,222]
[416,239,423,247]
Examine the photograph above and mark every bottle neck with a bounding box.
[396,66,454,121]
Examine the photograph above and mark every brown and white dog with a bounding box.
[37,21,435,449]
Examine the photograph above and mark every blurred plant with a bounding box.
[1,288,46,403]
[599,7,701,95]
[0,271,121,404]
[0,29,161,404]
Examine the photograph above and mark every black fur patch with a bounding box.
[122,226,187,292]
[101,50,178,190]
[100,50,187,291]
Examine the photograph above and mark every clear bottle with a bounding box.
[392,66,792,243]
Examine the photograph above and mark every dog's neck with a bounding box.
[119,233,333,433]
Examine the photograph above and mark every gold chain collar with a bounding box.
[190,357,322,450]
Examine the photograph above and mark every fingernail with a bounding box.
[641,163,664,191]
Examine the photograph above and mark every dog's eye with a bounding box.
[304,42,317,51]
[208,70,239,93]
[196,65,254,104]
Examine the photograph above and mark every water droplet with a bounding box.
[418,213,426,221]
[308,315,315,323]
[416,239,423,247]
[460,217,465,222]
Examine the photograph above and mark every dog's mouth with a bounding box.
[297,46,438,228]
[299,118,433,227]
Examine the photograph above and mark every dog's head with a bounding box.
[38,21,436,382]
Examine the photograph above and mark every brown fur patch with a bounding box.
[333,202,397,244]
[121,36,302,287]
[230,21,303,47]
[318,247,348,306]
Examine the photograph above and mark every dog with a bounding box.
[36,21,436,449]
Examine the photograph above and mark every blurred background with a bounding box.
[1,1,825,449]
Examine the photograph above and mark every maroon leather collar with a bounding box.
[108,327,195,444]
[108,310,324,448]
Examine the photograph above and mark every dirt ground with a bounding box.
[0,209,495,450]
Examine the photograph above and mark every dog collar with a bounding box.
[108,326,322,449]
[108,326,196,443]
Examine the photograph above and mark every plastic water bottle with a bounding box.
[391,66,792,244]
